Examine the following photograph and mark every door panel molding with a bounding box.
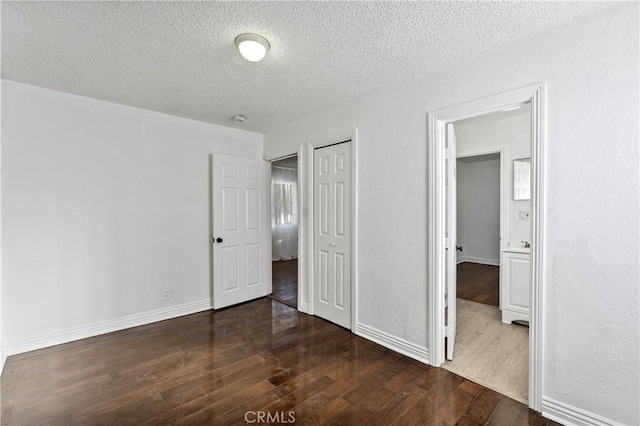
[427,83,546,411]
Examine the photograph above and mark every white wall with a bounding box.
[264,4,639,425]
[456,158,500,265]
[1,80,263,354]
[455,110,531,248]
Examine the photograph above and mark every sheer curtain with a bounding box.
[271,166,298,261]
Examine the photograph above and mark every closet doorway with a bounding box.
[270,156,299,308]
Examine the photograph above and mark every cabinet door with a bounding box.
[501,252,530,323]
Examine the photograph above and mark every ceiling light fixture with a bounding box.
[235,33,270,62]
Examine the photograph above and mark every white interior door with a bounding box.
[212,154,270,309]
[446,123,457,360]
[313,142,351,329]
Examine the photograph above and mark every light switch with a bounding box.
[519,210,530,221]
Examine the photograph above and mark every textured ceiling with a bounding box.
[2,1,612,133]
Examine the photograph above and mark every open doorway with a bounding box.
[269,156,299,308]
[442,105,531,404]
[428,83,545,410]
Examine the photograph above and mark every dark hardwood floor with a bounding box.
[457,262,500,307]
[270,259,298,308]
[1,298,557,425]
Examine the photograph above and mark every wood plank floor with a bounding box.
[1,299,556,425]
[457,262,499,307]
[270,259,298,308]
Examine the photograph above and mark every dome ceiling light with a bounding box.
[235,33,270,62]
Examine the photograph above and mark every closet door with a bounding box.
[313,142,351,329]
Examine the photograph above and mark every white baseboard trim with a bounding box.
[457,256,500,266]
[542,396,622,426]
[4,299,214,356]
[298,302,311,315]
[355,322,429,364]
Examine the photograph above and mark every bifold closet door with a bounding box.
[313,142,351,329]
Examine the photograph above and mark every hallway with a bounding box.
[270,259,298,308]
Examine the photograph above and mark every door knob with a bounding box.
[216,237,223,243]
[331,242,336,247]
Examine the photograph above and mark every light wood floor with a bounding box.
[1,298,555,425]
[443,298,529,404]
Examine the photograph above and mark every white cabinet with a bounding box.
[500,249,530,324]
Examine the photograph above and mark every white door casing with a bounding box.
[313,142,351,329]
[212,154,270,309]
[264,146,306,311]
[445,123,457,361]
